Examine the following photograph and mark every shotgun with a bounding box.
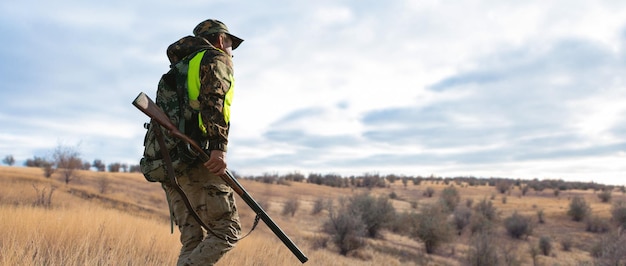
[132,92,308,264]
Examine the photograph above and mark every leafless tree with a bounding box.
[52,143,82,184]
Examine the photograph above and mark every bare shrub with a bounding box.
[504,211,533,239]
[466,198,474,208]
[97,175,110,194]
[496,180,510,194]
[389,211,417,234]
[590,231,626,265]
[32,184,56,208]
[537,209,545,224]
[501,243,523,266]
[539,236,552,256]
[347,193,395,238]
[412,204,453,254]
[423,187,435,197]
[389,191,398,199]
[586,215,611,233]
[467,232,522,266]
[469,213,495,235]
[528,244,540,266]
[323,204,366,256]
[452,206,472,235]
[312,198,332,215]
[568,196,591,222]
[439,186,460,213]
[43,161,55,178]
[598,190,612,203]
[611,200,626,228]
[474,198,498,221]
[521,185,529,196]
[561,237,573,251]
[466,230,499,266]
[276,177,292,186]
[310,234,329,250]
[281,198,300,217]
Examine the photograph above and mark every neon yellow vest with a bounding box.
[187,50,234,135]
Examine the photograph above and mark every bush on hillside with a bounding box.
[474,198,498,221]
[598,190,612,203]
[453,206,472,235]
[496,180,510,194]
[412,204,453,254]
[423,187,435,197]
[567,196,591,222]
[503,211,533,239]
[561,237,573,251]
[347,193,396,238]
[537,209,545,224]
[586,215,611,233]
[439,186,460,213]
[466,230,499,266]
[539,236,552,256]
[389,211,417,235]
[312,198,332,215]
[281,198,300,217]
[611,200,626,228]
[323,202,366,256]
[590,232,626,265]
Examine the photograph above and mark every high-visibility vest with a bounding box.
[187,50,234,135]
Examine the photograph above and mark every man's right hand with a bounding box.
[204,150,227,176]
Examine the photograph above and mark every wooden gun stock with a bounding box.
[133,92,308,263]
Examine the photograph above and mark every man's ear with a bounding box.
[216,34,226,50]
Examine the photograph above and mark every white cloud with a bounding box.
[312,6,354,26]
[568,88,626,144]
[1,0,625,183]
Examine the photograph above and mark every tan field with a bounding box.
[0,165,623,265]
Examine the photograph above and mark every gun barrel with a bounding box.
[225,169,308,263]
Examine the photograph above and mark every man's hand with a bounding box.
[204,150,227,176]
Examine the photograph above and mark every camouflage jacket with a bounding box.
[162,35,235,152]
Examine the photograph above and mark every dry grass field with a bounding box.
[1,165,623,265]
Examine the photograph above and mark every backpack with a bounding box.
[139,49,207,182]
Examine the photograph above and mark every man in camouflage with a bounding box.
[159,19,244,266]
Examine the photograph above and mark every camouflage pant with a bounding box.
[163,163,241,266]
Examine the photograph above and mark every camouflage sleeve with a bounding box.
[197,53,233,152]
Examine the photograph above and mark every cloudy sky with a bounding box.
[1,0,625,184]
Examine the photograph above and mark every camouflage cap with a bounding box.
[193,19,243,50]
